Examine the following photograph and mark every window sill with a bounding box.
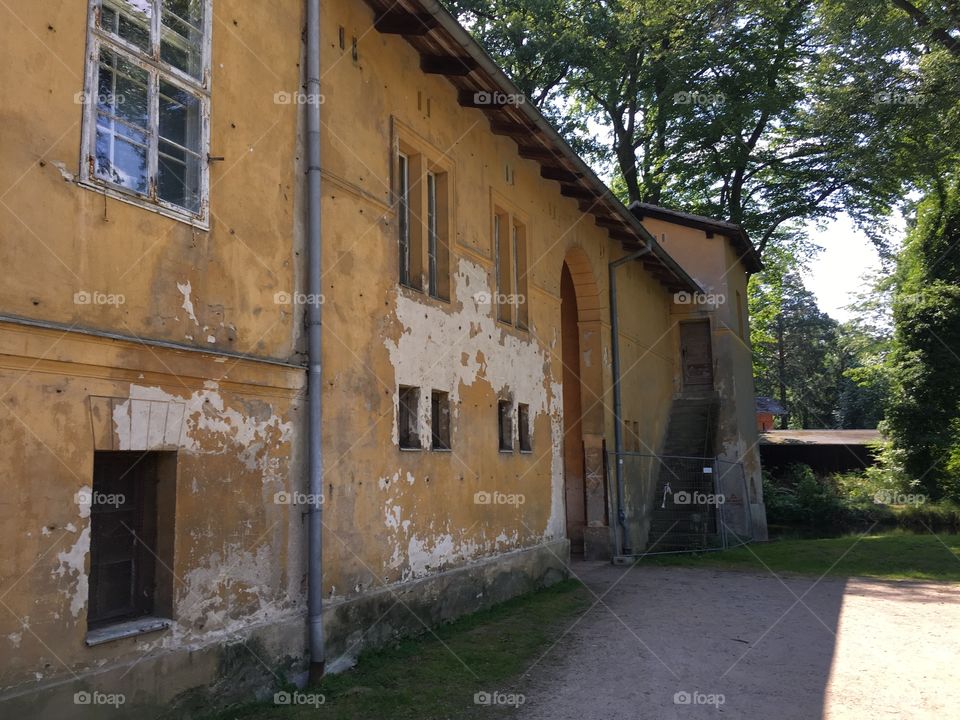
[431,447,452,452]
[399,446,422,452]
[498,449,514,454]
[78,180,209,230]
[85,617,172,647]
[519,449,533,455]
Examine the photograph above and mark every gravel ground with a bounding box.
[514,561,960,719]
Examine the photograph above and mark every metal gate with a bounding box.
[612,452,752,556]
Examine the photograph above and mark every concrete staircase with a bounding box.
[647,393,721,551]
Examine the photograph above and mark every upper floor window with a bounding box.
[394,131,451,299]
[493,208,529,329]
[81,0,211,225]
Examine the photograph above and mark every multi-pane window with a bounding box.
[517,403,531,452]
[396,146,449,298]
[498,399,513,452]
[431,390,451,450]
[82,0,210,223]
[398,386,421,449]
[493,209,529,329]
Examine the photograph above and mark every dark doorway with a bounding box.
[680,320,714,390]
[561,263,586,554]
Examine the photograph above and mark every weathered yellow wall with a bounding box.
[0,0,310,704]
[317,0,678,621]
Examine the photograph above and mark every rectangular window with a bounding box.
[398,153,410,286]
[517,403,531,452]
[493,208,528,329]
[87,451,175,630]
[82,0,211,224]
[494,212,512,324]
[498,399,513,452]
[396,143,450,297]
[431,390,451,450]
[398,386,421,449]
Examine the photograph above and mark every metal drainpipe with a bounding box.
[608,246,651,557]
[306,0,324,682]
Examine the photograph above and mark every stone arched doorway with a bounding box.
[560,248,608,559]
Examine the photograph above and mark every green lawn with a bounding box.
[648,531,960,582]
[206,579,590,720]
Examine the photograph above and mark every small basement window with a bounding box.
[498,399,513,452]
[518,403,531,452]
[398,386,421,449]
[431,390,451,450]
[87,451,176,640]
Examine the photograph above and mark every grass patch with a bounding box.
[207,579,590,720]
[648,532,960,582]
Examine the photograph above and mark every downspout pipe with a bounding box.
[609,246,651,557]
[306,0,324,682]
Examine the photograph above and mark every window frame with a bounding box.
[497,398,514,453]
[430,389,451,451]
[398,385,422,450]
[79,0,212,228]
[517,402,532,453]
[491,196,529,331]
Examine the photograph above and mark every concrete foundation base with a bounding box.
[323,538,570,672]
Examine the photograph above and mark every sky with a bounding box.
[803,214,897,323]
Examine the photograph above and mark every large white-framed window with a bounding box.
[80,0,212,227]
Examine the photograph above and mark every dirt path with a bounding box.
[515,561,960,719]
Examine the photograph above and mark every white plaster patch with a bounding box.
[54,526,90,618]
[177,281,199,326]
[7,632,22,648]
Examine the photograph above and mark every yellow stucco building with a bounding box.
[0,0,765,716]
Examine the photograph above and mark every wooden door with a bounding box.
[681,321,714,389]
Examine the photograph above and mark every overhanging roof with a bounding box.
[629,202,763,274]
[760,429,883,446]
[360,0,701,294]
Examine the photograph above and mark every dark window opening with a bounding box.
[518,403,531,452]
[498,399,513,452]
[399,386,421,449]
[87,451,175,630]
[398,153,411,287]
[431,390,451,450]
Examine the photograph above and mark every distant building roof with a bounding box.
[628,201,763,274]
[756,396,786,415]
[760,429,883,446]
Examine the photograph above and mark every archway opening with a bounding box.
[560,262,586,554]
